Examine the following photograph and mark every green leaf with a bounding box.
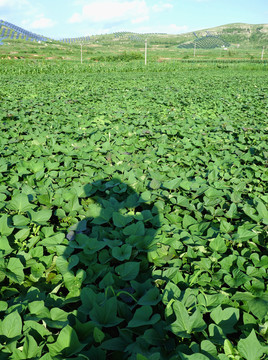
[201,340,218,359]
[2,311,22,338]
[237,329,266,360]
[40,232,65,246]
[183,214,197,229]
[0,214,13,236]
[143,328,164,346]
[220,219,234,234]
[89,297,123,327]
[91,207,113,224]
[48,308,70,328]
[93,327,105,343]
[8,193,33,213]
[28,209,52,225]
[15,227,30,242]
[243,204,260,222]
[13,334,40,359]
[248,295,268,321]
[224,269,249,288]
[137,354,149,360]
[63,269,86,294]
[86,203,102,218]
[73,318,95,343]
[231,191,242,203]
[226,203,238,219]
[224,339,235,356]
[64,196,82,214]
[180,180,192,191]
[123,221,145,236]
[50,308,69,323]
[170,301,206,338]
[233,225,255,242]
[75,234,106,255]
[128,306,160,327]
[99,272,114,289]
[137,288,161,306]
[177,195,193,210]
[208,324,225,344]
[112,244,132,261]
[0,236,13,256]
[28,301,51,319]
[31,262,45,280]
[149,179,161,190]
[23,321,51,338]
[56,255,79,275]
[6,257,24,284]
[140,191,151,202]
[0,301,8,311]
[225,124,234,132]
[47,325,85,357]
[255,198,268,224]
[178,353,210,360]
[209,236,227,253]
[210,306,239,334]
[13,214,30,227]
[218,356,230,360]
[115,262,140,281]
[205,188,224,198]
[112,212,132,227]
[162,178,181,190]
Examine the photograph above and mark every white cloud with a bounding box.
[152,3,173,13]
[27,17,56,30]
[69,13,82,23]
[0,0,29,8]
[131,15,149,24]
[0,0,11,6]
[69,0,149,24]
[167,24,189,34]
[72,0,87,4]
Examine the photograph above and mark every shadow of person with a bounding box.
[56,177,164,359]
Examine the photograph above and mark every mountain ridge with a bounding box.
[0,19,267,45]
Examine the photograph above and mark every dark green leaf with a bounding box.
[128,306,160,327]
[115,262,140,281]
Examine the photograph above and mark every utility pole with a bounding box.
[194,43,196,58]
[145,39,147,65]
[261,46,265,61]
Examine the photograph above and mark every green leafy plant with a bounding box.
[0,61,267,359]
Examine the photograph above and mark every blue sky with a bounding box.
[0,0,267,39]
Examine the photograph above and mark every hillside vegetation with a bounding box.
[0,22,267,62]
[177,23,268,47]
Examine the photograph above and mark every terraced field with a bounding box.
[0,61,267,359]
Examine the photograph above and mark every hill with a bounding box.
[0,21,267,61]
[0,19,50,42]
[1,20,267,46]
[177,23,268,48]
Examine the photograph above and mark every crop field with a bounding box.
[0,61,267,359]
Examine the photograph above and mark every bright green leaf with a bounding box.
[237,329,266,360]
[2,311,22,338]
[47,325,85,356]
[8,193,33,213]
